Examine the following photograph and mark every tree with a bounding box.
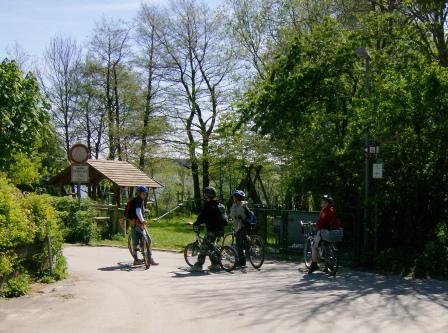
[89,18,132,160]
[0,59,63,188]
[155,0,236,209]
[42,36,82,158]
[136,4,167,169]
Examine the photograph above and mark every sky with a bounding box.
[0,0,221,61]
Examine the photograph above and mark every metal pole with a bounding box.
[363,57,370,252]
[364,130,369,250]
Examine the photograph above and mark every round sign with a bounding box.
[69,144,89,164]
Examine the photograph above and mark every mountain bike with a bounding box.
[301,221,342,275]
[128,223,152,269]
[222,226,265,269]
[184,229,237,272]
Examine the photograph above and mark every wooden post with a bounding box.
[152,188,159,217]
[281,210,289,254]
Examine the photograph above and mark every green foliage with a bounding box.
[1,273,30,298]
[0,177,67,297]
[0,59,50,168]
[0,176,32,248]
[53,196,98,243]
[237,8,448,275]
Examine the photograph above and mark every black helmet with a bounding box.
[203,186,217,198]
[321,194,334,205]
[233,190,246,200]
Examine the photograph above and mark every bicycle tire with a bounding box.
[128,233,136,258]
[303,239,313,269]
[141,237,151,270]
[219,245,237,272]
[248,235,265,269]
[183,242,200,267]
[324,243,339,276]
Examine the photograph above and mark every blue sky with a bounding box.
[0,0,221,60]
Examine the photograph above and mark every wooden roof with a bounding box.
[49,159,163,188]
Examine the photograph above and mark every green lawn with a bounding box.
[94,215,198,251]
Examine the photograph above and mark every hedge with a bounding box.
[0,176,66,297]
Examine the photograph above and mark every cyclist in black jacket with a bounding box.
[192,186,227,271]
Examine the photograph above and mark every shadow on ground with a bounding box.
[97,262,147,272]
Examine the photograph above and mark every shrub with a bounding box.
[23,194,66,280]
[1,273,30,298]
[54,196,98,243]
[414,222,448,278]
[0,176,33,248]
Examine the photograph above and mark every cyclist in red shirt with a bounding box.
[308,194,340,274]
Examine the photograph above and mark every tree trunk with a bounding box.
[112,65,122,160]
[106,64,115,160]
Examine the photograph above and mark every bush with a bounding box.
[0,176,33,248]
[0,176,67,297]
[23,194,66,280]
[414,223,448,279]
[54,196,98,243]
[1,273,30,298]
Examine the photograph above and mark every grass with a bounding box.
[94,215,198,251]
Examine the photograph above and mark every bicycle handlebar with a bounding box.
[300,220,316,226]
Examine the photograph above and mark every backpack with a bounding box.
[243,206,257,229]
[124,199,134,219]
[217,202,229,226]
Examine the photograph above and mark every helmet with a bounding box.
[233,190,246,200]
[203,186,217,198]
[136,185,149,193]
[321,194,334,205]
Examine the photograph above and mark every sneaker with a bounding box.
[308,262,319,274]
[133,259,144,266]
[191,264,203,272]
[150,258,159,266]
[208,264,221,271]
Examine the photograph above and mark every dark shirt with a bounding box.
[194,200,226,233]
[128,197,145,222]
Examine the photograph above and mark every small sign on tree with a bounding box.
[372,163,383,179]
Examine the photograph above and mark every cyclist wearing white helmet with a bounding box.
[230,190,248,267]
[308,194,340,274]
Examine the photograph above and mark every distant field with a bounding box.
[94,215,198,251]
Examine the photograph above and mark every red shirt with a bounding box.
[316,206,340,230]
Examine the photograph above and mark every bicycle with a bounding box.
[222,226,265,269]
[184,228,238,272]
[301,221,341,275]
[128,223,152,269]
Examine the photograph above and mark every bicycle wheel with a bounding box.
[222,233,235,247]
[184,242,200,267]
[219,245,237,272]
[303,238,313,269]
[248,235,265,269]
[324,243,339,276]
[128,233,136,258]
[141,237,151,269]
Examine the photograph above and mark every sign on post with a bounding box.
[372,163,383,179]
[71,165,89,183]
[69,143,89,164]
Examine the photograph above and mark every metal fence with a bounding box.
[252,208,359,258]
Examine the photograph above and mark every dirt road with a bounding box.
[0,245,447,333]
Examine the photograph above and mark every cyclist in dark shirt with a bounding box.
[128,185,159,266]
[192,186,227,271]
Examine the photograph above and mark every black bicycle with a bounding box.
[301,221,341,275]
[222,227,265,269]
[184,229,237,272]
[128,223,152,269]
